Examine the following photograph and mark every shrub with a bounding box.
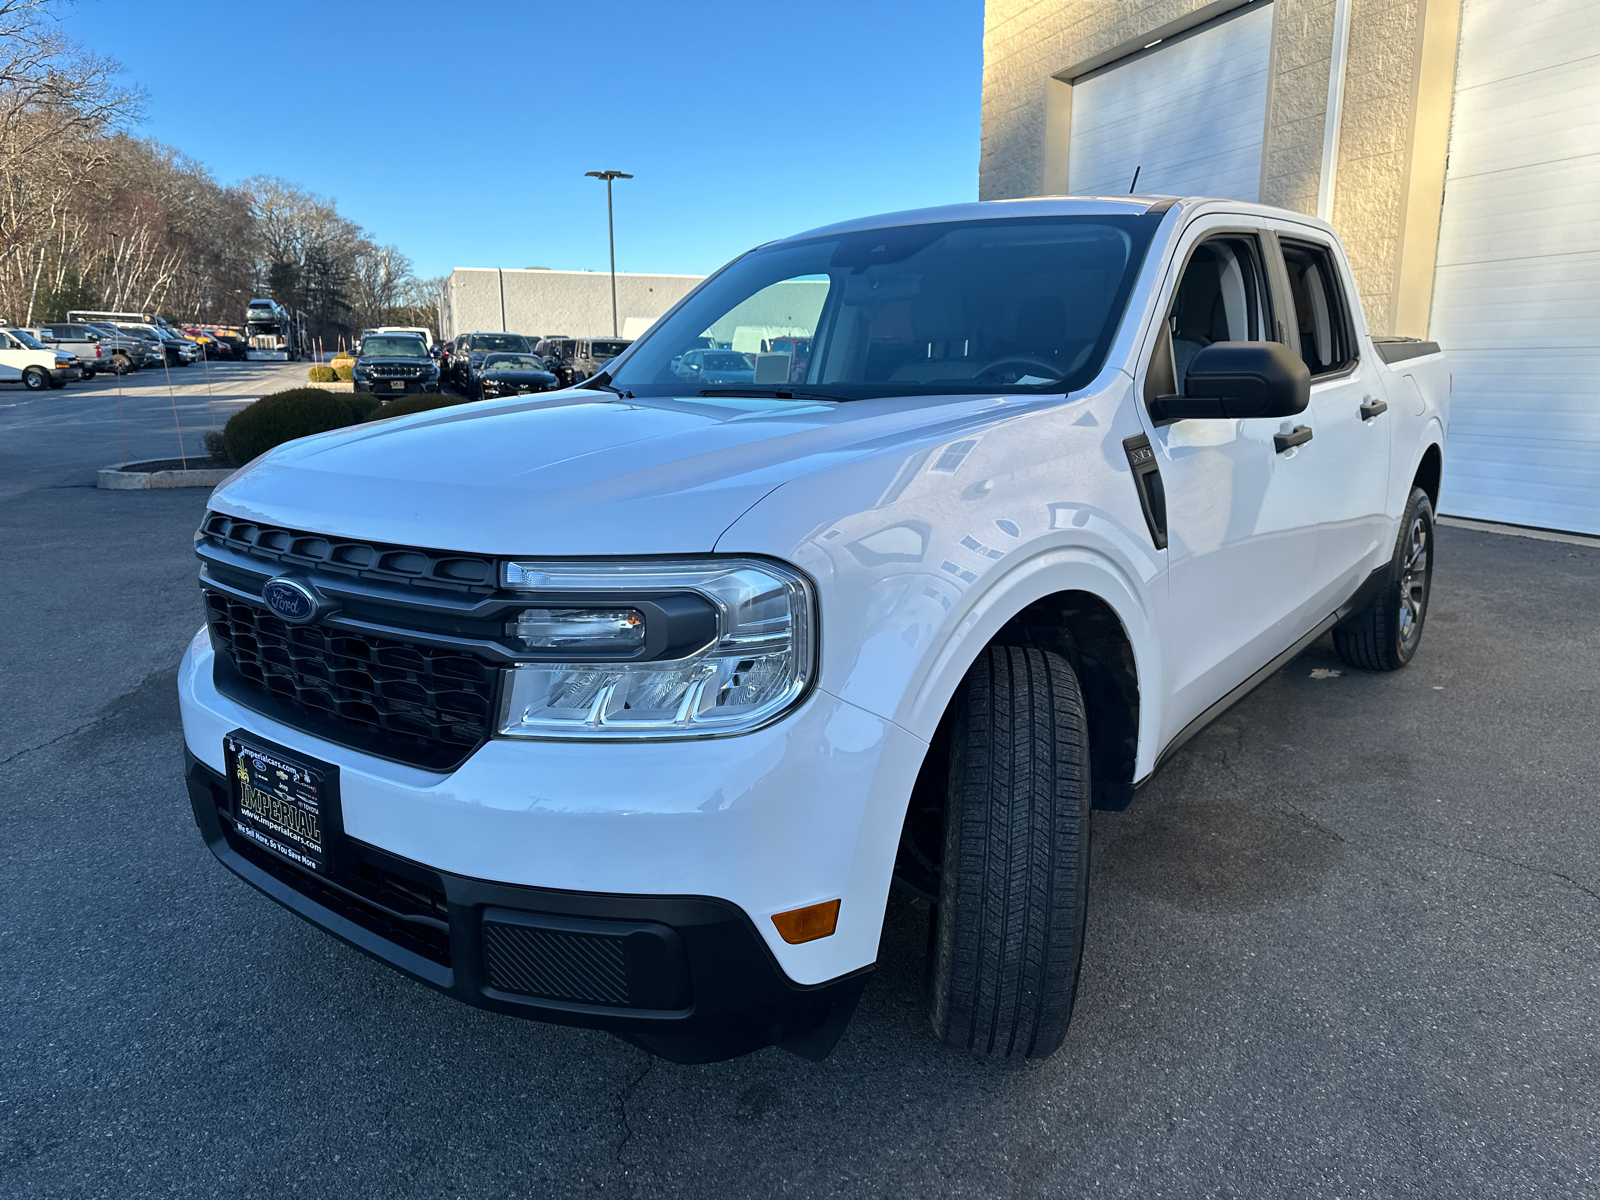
[307,364,338,383]
[381,393,468,418]
[333,361,355,381]
[345,391,382,422]
[223,387,357,465]
[202,429,228,461]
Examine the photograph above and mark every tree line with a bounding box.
[0,0,438,342]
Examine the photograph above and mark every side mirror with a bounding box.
[1150,341,1310,421]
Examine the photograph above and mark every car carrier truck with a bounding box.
[244,299,308,361]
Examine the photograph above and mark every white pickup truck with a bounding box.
[179,197,1448,1064]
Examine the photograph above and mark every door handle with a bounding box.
[1274,425,1313,454]
[1360,396,1389,420]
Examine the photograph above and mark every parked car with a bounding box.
[468,352,560,400]
[204,330,248,361]
[29,322,139,378]
[2,328,81,388]
[112,322,196,367]
[534,337,628,387]
[177,196,1448,1066]
[671,348,756,386]
[449,332,534,388]
[182,328,229,360]
[88,322,163,369]
[571,337,631,383]
[106,324,172,369]
[352,332,441,396]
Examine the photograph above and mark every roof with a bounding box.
[779,195,1340,244]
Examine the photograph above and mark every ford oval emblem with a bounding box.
[261,577,318,624]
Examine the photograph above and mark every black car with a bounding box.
[469,352,560,400]
[352,334,441,396]
[450,332,534,389]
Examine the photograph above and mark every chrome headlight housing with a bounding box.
[496,558,816,740]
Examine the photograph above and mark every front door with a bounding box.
[1137,221,1325,742]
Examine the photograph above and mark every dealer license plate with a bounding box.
[390,380,405,390]
[223,732,340,874]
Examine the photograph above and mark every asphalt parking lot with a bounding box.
[2,389,1597,1198]
[0,360,312,499]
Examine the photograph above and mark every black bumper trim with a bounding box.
[184,752,870,1062]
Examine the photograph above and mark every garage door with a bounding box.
[1067,2,1274,200]
[1430,0,1600,534]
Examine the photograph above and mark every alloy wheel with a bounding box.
[1397,514,1429,652]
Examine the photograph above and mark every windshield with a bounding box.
[610,214,1159,398]
[115,325,160,341]
[483,354,544,370]
[361,336,429,358]
[8,329,46,349]
[701,352,752,370]
[470,334,529,352]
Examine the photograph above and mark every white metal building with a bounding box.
[438,268,704,342]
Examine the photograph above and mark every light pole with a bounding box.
[585,169,632,336]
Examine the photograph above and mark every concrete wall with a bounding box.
[439,269,705,340]
[980,0,1460,336]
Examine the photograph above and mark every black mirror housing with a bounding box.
[1151,341,1311,421]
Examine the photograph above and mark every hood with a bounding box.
[211,387,1032,556]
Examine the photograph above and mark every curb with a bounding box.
[305,380,354,391]
[97,464,233,490]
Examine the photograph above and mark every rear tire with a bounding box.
[929,644,1092,1059]
[1334,486,1434,671]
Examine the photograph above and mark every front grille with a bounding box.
[205,592,498,767]
[368,364,426,378]
[201,512,496,594]
[483,922,630,1006]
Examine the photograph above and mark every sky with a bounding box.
[61,0,984,281]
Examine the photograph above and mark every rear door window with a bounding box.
[1279,238,1355,376]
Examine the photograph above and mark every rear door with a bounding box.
[1267,225,1393,613]
[1136,216,1324,741]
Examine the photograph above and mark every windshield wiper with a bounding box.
[578,372,631,397]
[697,387,850,403]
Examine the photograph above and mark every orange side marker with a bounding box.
[771,899,841,944]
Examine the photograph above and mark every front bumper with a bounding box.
[177,630,926,1058]
[49,366,82,382]
[357,376,439,394]
[185,752,867,1062]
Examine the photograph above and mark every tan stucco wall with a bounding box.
[980,0,1458,336]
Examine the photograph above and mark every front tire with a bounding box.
[22,366,47,390]
[930,644,1092,1059]
[1334,486,1435,671]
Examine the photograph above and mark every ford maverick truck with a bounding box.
[179,197,1449,1063]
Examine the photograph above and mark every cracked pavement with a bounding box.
[2,386,1598,1198]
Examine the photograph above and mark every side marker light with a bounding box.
[771,899,841,944]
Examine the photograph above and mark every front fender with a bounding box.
[896,543,1163,780]
[716,380,1167,782]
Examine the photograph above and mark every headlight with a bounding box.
[497,558,816,739]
